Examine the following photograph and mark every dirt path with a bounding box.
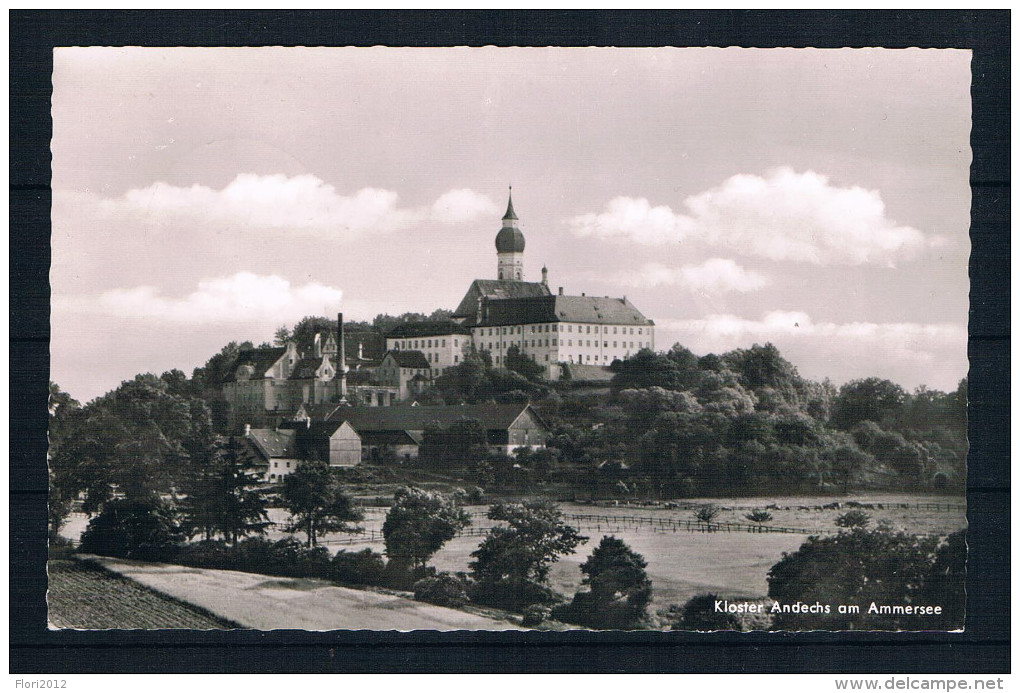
[85,556,518,631]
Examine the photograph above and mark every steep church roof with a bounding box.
[386,320,472,338]
[453,279,552,322]
[476,294,654,328]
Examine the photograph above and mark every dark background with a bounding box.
[10,10,1010,673]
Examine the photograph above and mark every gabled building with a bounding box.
[377,350,433,400]
[384,320,472,377]
[293,420,362,469]
[241,426,300,483]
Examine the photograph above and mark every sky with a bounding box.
[50,47,972,403]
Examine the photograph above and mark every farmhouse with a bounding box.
[240,426,301,483]
[327,402,550,464]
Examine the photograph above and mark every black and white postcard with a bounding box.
[44,45,974,635]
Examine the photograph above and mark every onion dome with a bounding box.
[495,189,525,252]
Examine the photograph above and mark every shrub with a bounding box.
[78,497,182,559]
[835,510,871,529]
[522,604,552,627]
[745,509,774,525]
[413,572,470,608]
[331,549,387,586]
[671,593,742,631]
[471,577,560,612]
[694,504,721,526]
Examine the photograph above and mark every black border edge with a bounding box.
[9,10,1010,674]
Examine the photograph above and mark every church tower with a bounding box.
[495,188,526,281]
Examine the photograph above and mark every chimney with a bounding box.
[244,423,251,436]
[336,312,348,401]
[558,286,563,296]
[314,332,322,358]
[581,292,586,297]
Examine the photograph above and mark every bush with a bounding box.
[522,604,552,627]
[471,577,560,612]
[671,594,742,631]
[745,509,774,525]
[78,498,182,559]
[835,510,871,529]
[413,572,470,608]
[331,549,387,586]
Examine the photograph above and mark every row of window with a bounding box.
[392,338,459,350]
[482,340,650,351]
[478,324,647,337]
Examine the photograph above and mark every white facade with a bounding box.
[385,333,470,377]
[471,321,655,371]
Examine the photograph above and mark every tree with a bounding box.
[831,377,907,430]
[181,437,269,543]
[419,418,488,471]
[723,343,801,394]
[745,509,774,526]
[470,501,587,610]
[767,525,939,629]
[694,504,721,527]
[77,496,184,559]
[555,535,652,629]
[917,530,966,629]
[834,510,871,529]
[281,460,363,546]
[49,374,215,514]
[611,348,699,392]
[505,344,544,381]
[273,326,292,345]
[382,487,471,572]
[48,382,81,537]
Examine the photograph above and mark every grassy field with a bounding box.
[298,493,968,613]
[86,556,518,631]
[47,559,238,629]
[58,492,966,621]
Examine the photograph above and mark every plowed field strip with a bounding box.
[47,560,238,630]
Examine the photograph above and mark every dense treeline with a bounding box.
[546,343,965,495]
[51,313,966,527]
[427,340,965,495]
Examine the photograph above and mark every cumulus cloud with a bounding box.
[430,188,499,223]
[615,258,769,293]
[96,272,344,324]
[657,311,967,391]
[570,196,692,245]
[569,168,933,266]
[104,174,495,239]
